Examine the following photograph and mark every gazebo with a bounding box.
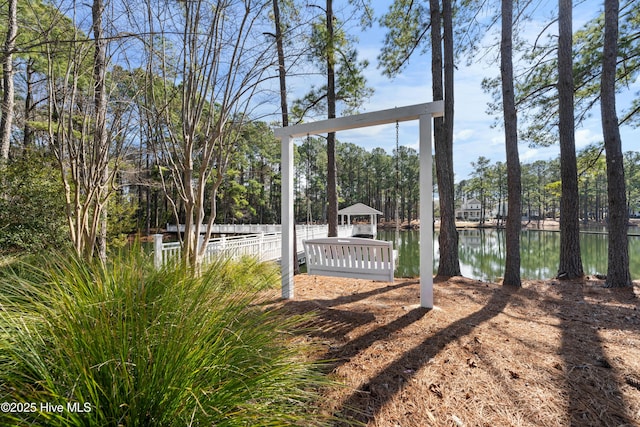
[274,101,444,309]
[338,203,382,238]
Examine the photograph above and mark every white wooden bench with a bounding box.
[303,237,396,282]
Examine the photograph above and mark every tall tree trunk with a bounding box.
[93,0,109,262]
[440,0,460,275]
[145,139,151,235]
[326,0,338,237]
[23,59,36,149]
[1,0,17,161]
[501,0,521,287]
[272,0,300,274]
[601,0,631,287]
[557,0,584,279]
[273,0,288,129]
[431,0,461,277]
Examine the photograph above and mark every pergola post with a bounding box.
[274,102,443,308]
[419,114,434,308]
[281,135,294,299]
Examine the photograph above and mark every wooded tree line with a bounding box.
[0,0,637,285]
[458,149,640,224]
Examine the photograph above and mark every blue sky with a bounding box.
[288,0,638,182]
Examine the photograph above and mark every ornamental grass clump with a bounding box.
[0,251,330,426]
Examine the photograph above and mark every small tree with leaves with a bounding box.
[143,0,277,270]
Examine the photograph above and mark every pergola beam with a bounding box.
[275,101,444,309]
[274,102,444,138]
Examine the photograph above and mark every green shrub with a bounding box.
[0,251,331,426]
[0,153,70,254]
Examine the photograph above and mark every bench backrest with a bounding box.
[303,237,395,282]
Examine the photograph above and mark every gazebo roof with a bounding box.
[338,203,383,216]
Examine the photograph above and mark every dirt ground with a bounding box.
[280,274,640,426]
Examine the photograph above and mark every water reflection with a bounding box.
[378,229,640,281]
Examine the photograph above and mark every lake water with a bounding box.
[377,228,640,281]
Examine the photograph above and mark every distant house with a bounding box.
[490,201,508,219]
[456,198,482,221]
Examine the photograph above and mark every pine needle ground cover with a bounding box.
[285,275,640,426]
[0,253,332,426]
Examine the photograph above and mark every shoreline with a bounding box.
[378,218,640,232]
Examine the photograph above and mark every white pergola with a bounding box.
[338,203,382,237]
[338,203,382,226]
[274,101,444,309]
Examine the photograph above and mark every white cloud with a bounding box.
[519,144,563,167]
[575,128,602,149]
[454,129,475,141]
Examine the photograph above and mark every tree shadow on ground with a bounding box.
[283,277,640,425]
[329,284,515,425]
[284,277,515,425]
[285,280,420,352]
[559,282,637,425]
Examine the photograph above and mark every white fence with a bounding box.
[166,223,284,234]
[154,225,351,268]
